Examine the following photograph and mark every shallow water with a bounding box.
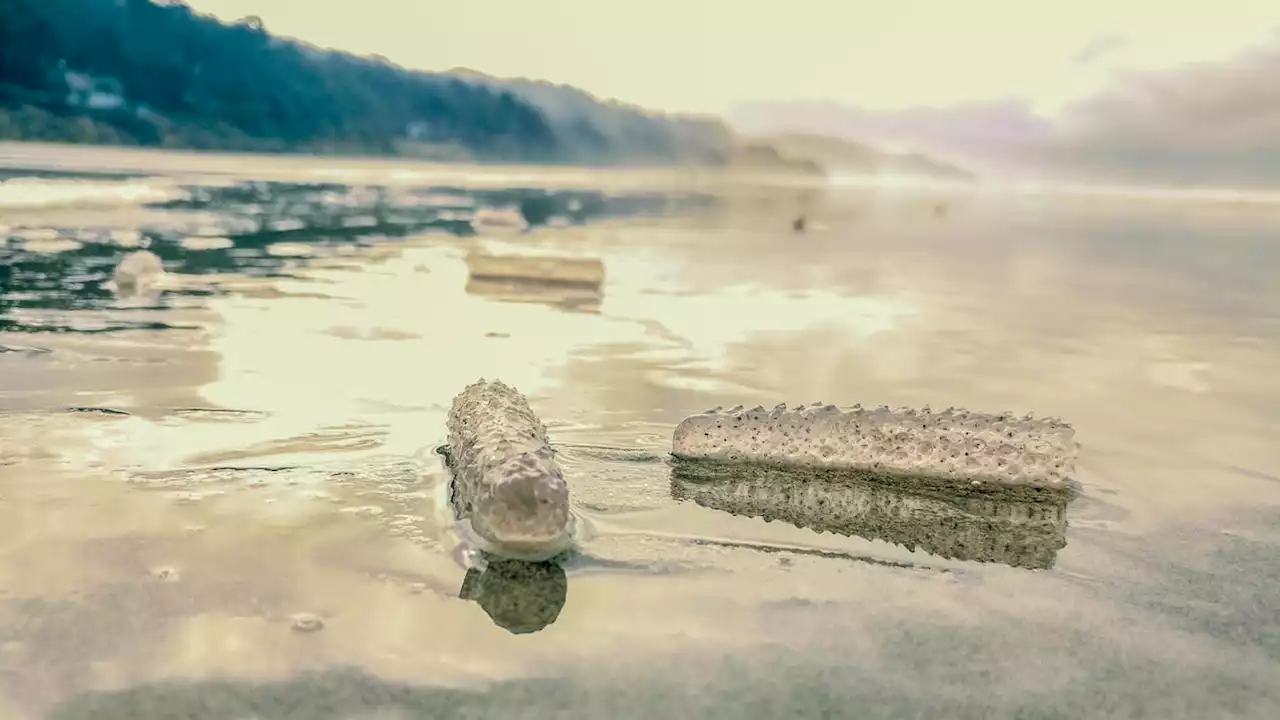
[2,144,1279,719]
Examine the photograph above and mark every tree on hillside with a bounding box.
[0,0,562,159]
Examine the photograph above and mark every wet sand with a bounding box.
[1,146,1279,718]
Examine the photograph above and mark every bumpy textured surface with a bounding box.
[446,380,571,553]
[673,403,1077,488]
[671,465,1069,570]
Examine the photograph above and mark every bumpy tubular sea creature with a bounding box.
[670,465,1069,570]
[445,380,573,559]
[111,249,165,296]
[672,403,1077,493]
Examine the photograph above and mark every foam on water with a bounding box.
[0,176,185,210]
[18,236,83,254]
[178,236,234,251]
[445,380,573,559]
[108,229,143,247]
[8,227,60,242]
[672,403,1077,489]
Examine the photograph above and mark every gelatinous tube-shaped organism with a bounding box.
[670,464,1069,570]
[672,402,1077,492]
[111,249,165,296]
[445,380,572,558]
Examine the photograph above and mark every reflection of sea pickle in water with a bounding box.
[673,403,1077,489]
[670,463,1071,570]
[472,207,529,233]
[463,251,605,313]
[446,380,572,559]
[459,559,568,635]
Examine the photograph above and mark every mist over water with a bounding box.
[2,144,1279,719]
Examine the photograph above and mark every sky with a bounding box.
[183,0,1280,117]
[182,0,1280,185]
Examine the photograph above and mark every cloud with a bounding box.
[1071,35,1130,66]
[1042,33,1280,183]
[729,99,1055,171]
[732,30,1280,186]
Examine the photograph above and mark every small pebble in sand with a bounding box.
[149,566,181,582]
[290,613,325,633]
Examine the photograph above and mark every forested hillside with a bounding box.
[447,69,737,165]
[0,0,741,165]
[762,134,974,181]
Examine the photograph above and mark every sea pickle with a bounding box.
[111,249,165,292]
[446,380,572,554]
[672,402,1077,490]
